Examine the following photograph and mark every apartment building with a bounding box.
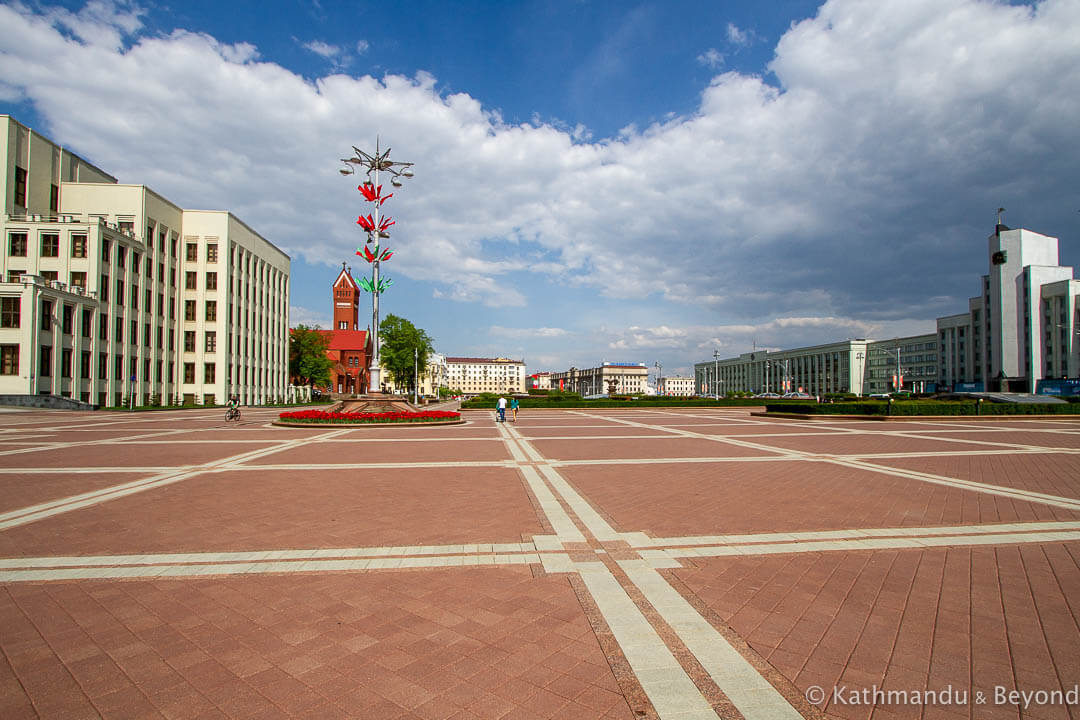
[446,357,526,395]
[0,115,289,406]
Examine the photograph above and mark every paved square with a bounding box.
[2,405,1080,719]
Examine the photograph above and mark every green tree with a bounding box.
[379,314,434,394]
[289,325,333,388]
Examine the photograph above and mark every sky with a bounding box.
[2,0,1079,377]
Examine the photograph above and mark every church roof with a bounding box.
[315,329,369,351]
[333,265,359,291]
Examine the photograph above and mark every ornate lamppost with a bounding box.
[340,139,415,394]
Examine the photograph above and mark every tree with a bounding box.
[379,314,434,394]
[289,325,333,388]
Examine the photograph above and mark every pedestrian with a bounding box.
[496,395,507,423]
[510,397,519,422]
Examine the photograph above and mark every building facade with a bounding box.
[936,225,1079,392]
[549,362,649,396]
[311,266,371,395]
[527,372,551,391]
[446,357,526,395]
[0,116,290,406]
[658,376,695,396]
[696,223,1080,397]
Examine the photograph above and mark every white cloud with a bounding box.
[490,326,568,339]
[726,22,752,47]
[355,39,369,55]
[697,48,724,69]
[289,305,330,329]
[2,0,1078,330]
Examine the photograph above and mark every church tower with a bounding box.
[332,264,360,331]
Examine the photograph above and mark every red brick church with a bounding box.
[314,265,372,395]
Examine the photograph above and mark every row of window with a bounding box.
[0,344,221,385]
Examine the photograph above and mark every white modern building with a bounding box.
[696,222,1079,397]
[549,362,649,396]
[446,356,526,395]
[937,224,1079,393]
[0,115,290,407]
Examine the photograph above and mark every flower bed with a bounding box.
[278,409,461,424]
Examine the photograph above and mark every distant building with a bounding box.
[446,356,526,395]
[695,222,1080,396]
[549,362,648,396]
[658,376,695,396]
[0,115,290,407]
[936,225,1079,393]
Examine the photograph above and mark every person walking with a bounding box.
[510,397,519,422]
[496,395,507,423]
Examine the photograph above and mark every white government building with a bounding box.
[0,116,290,407]
[549,362,649,396]
[695,222,1079,397]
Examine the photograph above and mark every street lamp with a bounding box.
[340,139,415,395]
[712,349,721,399]
[654,361,662,396]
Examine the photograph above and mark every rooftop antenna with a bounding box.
[996,207,1006,226]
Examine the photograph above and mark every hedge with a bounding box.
[461,397,812,410]
[765,401,1080,416]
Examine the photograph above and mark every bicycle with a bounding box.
[225,407,241,423]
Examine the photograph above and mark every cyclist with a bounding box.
[226,394,241,422]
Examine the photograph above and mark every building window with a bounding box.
[7,270,24,283]
[204,363,215,383]
[40,233,60,257]
[98,352,107,379]
[14,167,28,207]
[186,243,198,262]
[115,278,124,306]
[205,300,216,322]
[132,252,141,273]
[114,354,123,380]
[144,323,151,348]
[118,220,134,235]
[62,305,73,334]
[39,346,51,377]
[2,345,21,375]
[99,314,107,340]
[8,232,27,257]
[184,331,195,352]
[207,244,218,263]
[117,246,126,268]
[40,300,53,331]
[0,297,19,328]
[205,331,216,352]
[184,362,195,383]
[185,271,197,290]
[101,238,111,262]
[41,270,58,282]
[206,272,217,290]
[71,234,88,258]
[130,319,137,343]
[70,271,86,289]
[185,300,196,321]
[130,284,138,310]
[114,315,123,342]
[49,184,59,212]
[61,349,72,378]
[158,263,164,282]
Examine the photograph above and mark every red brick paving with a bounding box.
[0,472,156,513]
[872,454,1080,501]
[561,460,1080,536]
[0,442,278,469]
[0,467,542,556]
[1,568,630,719]
[739,433,1000,456]
[530,437,778,461]
[247,439,511,465]
[673,544,1080,720]
[3,407,1080,719]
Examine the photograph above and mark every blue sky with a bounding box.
[2,0,1079,377]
